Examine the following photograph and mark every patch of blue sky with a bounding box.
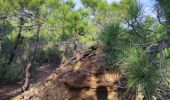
[73,0,84,10]
[138,0,157,18]
[73,0,156,18]
[73,0,121,10]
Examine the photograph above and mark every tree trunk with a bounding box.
[21,24,41,92]
[8,17,24,64]
[0,36,2,52]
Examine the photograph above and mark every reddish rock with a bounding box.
[12,50,126,100]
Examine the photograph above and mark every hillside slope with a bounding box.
[12,49,127,100]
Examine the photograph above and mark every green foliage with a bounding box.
[99,24,124,69]
[1,37,13,57]
[0,20,13,35]
[28,0,43,10]
[157,0,170,24]
[121,47,160,100]
[125,0,141,19]
[36,47,61,65]
[82,0,105,12]
[45,48,61,64]
[100,24,120,52]
[0,58,23,84]
[0,0,16,14]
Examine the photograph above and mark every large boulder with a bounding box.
[12,50,126,100]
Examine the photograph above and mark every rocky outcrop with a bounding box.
[12,49,126,100]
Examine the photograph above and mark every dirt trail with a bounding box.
[0,84,21,100]
[0,64,55,100]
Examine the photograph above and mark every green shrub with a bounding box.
[99,24,123,69]
[0,20,13,35]
[121,47,160,100]
[36,49,47,64]
[36,47,61,65]
[0,58,23,84]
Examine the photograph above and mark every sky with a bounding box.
[73,0,156,18]
[73,0,121,9]
[140,0,156,18]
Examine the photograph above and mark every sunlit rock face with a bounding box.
[12,50,126,100]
